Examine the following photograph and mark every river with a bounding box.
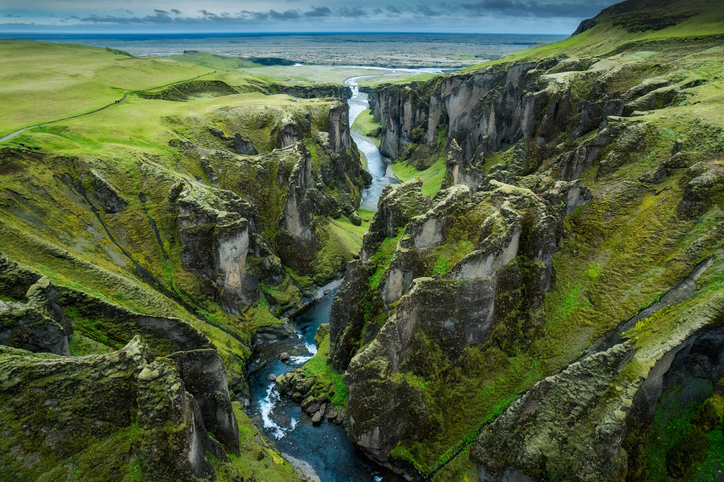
[246,69,438,482]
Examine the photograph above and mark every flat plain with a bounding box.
[4,33,566,68]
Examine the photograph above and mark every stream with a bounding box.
[247,69,438,482]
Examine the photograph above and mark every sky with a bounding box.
[0,0,620,34]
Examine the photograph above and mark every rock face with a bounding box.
[178,188,258,314]
[471,343,637,481]
[0,262,73,356]
[169,349,240,455]
[472,292,724,482]
[328,178,589,471]
[331,13,724,479]
[0,337,238,482]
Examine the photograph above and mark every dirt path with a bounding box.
[0,94,130,144]
[0,71,218,144]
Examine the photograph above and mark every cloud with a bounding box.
[3,14,21,18]
[336,6,367,18]
[304,6,332,17]
[154,9,168,15]
[373,8,383,14]
[170,9,182,15]
[386,5,402,15]
[416,5,441,16]
[458,0,609,18]
[268,9,301,20]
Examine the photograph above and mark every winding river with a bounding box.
[247,69,438,482]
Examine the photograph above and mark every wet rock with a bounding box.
[280,352,290,361]
[268,373,277,381]
[312,411,323,424]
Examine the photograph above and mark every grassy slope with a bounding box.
[391,158,446,198]
[358,72,438,87]
[463,0,724,71]
[237,65,386,85]
[0,41,215,136]
[166,51,265,70]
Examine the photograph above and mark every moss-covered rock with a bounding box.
[0,336,240,481]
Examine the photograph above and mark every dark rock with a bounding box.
[0,300,69,356]
[638,162,667,184]
[677,169,721,218]
[169,349,240,455]
[233,133,258,155]
[0,337,230,481]
[81,170,128,214]
[177,189,259,314]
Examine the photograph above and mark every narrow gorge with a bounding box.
[1,0,724,481]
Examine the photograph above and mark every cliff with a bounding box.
[0,44,367,482]
[324,1,724,480]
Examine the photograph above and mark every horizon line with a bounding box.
[0,31,571,37]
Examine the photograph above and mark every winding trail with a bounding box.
[0,95,129,143]
[0,71,214,144]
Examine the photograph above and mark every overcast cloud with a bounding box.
[0,0,618,34]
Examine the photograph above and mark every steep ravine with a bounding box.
[246,72,409,482]
[324,5,724,481]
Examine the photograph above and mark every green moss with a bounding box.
[302,334,349,407]
[369,231,404,289]
[392,154,446,198]
[68,332,115,356]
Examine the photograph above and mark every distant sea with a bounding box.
[1,32,567,68]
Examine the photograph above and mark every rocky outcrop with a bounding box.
[331,178,589,471]
[0,299,69,356]
[277,83,352,101]
[0,337,237,481]
[169,349,240,455]
[471,343,636,481]
[472,290,724,482]
[178,188,259,314]
[80,170,128,214]
[362,179,432,261]
[0,265,73,356]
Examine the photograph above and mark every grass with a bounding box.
[358,72,438,87]
[391,157,447,198]
[351,109,380,144]
[460,0,724,74]
[167,51,266,70]
[237,65,392,85]
[313,214,371,282]
[0,41,212,136]
[302,333,349,407]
